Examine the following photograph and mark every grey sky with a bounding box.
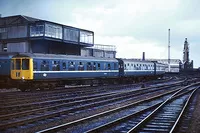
[0,0,199,67]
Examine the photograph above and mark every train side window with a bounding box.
[41,60,49,71]
[98,63,100,70]
[62,62,66,70]
[57,61,60,71]
[51,61,60,71]
[22,59,29,70]
[87,62,92,70]
[52,61,58,71]
[93,62,96,70]
[108,63,111,70]
[78,62,84,71]
[68,61,75,71]
[16,59,21,70]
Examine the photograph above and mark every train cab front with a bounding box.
[11,57,33,82]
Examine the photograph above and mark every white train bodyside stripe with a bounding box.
[33,70,119,73]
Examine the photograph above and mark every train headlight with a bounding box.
[22,76,25,79]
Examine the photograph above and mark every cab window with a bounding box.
[16,59,21,70]
[22,59,29,70]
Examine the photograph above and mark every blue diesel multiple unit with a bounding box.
[7,53,166,91]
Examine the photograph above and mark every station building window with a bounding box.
[30,24,44,37]
[64,28,78,42]
[0,28,7,33]
[80,31,93,44]
[0,28,7,39]
[2,44,7,52]
[45,23,62,39]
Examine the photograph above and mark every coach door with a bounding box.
[117,59,124,77]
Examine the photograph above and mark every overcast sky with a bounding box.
[0,0,200,67]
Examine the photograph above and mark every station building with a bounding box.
[0,15,94,55]
[81,44,116,58]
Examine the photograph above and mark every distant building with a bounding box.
[181,38,193,70]
[0,15,94,55]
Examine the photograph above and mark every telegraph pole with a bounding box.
[168,29,171,72]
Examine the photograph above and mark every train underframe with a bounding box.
[1,75,163,91]
[0,75,15,89]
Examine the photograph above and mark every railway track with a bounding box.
[0,80,183,114]
[0,81,183,132]
[0,76,174,98]
[0,80,182,113]
[127,87,198,133]
[36,83,200,133]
